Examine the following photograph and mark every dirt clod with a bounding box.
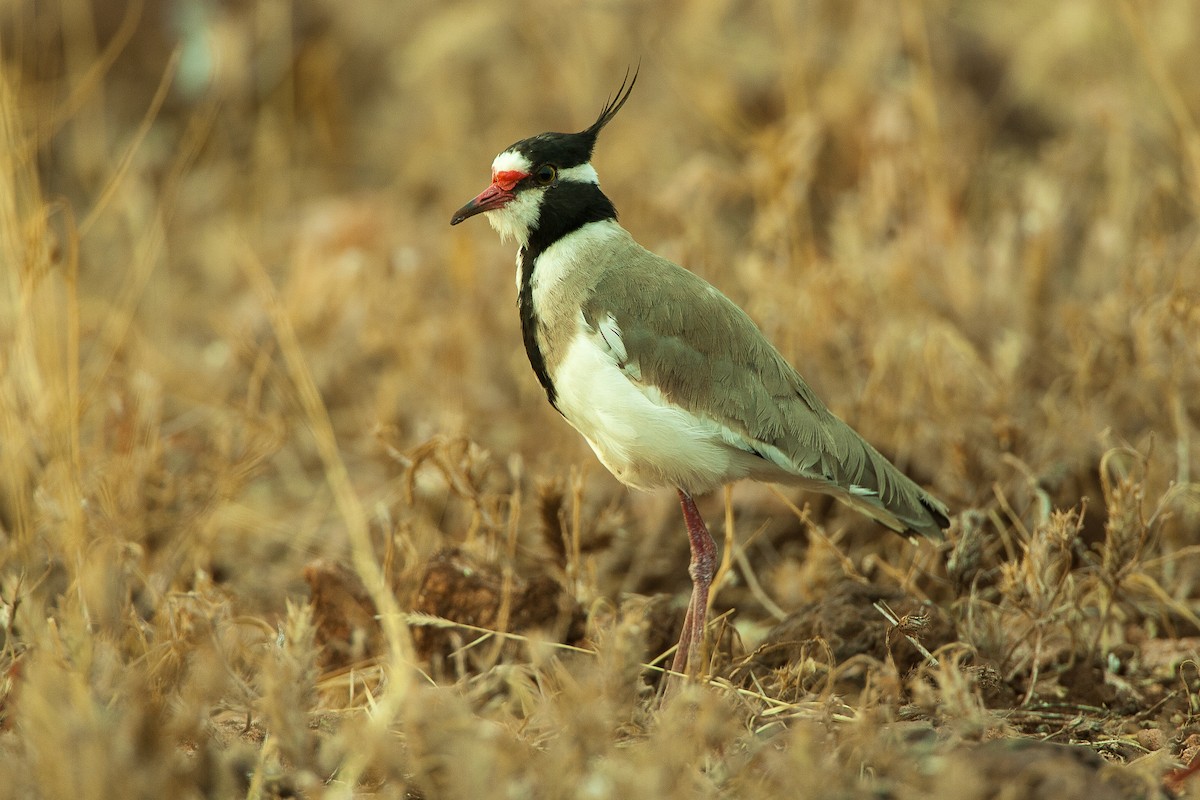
[411,548,584,668]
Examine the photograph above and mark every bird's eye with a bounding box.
[534,165,557,185]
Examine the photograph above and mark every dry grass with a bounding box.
[1,1,1199,797]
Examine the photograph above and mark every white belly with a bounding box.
[551,331,755,492]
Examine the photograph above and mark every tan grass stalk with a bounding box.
[237,244,415,784]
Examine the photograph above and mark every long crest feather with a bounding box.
[580,65,639,146]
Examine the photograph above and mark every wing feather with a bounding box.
[582,245,949,541]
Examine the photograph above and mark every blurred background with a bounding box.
[1,0,1198,796]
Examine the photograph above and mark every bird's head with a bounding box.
[450,70,637,248]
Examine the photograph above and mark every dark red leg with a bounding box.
[669,489,717,680]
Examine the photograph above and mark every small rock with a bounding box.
[1134,728,1164,752]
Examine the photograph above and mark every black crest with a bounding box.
[508,67,639,169]
[579,66,639,154]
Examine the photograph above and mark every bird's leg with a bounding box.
[670,489,717,680]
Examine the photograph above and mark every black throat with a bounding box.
[517,181,618,409]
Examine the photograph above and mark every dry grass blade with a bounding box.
[236,243,416,789]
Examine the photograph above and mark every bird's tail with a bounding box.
[807,416,951,542]
[835,475,950,542]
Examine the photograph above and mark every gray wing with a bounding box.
[582,250,949,541]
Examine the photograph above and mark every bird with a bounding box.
[450,70,950,683]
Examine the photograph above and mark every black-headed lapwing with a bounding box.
[451,71,950,683]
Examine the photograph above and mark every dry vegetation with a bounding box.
[1,1,1199,797]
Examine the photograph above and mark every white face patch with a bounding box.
[491,150,533,175]
[479,152,599,248]
[482,151,544,245]
[486,186,545,246]
[482,150,540,246]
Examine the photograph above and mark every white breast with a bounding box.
[524,220,776,492]
[552,324,757,493]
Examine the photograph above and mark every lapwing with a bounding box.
[450,71,950,682]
